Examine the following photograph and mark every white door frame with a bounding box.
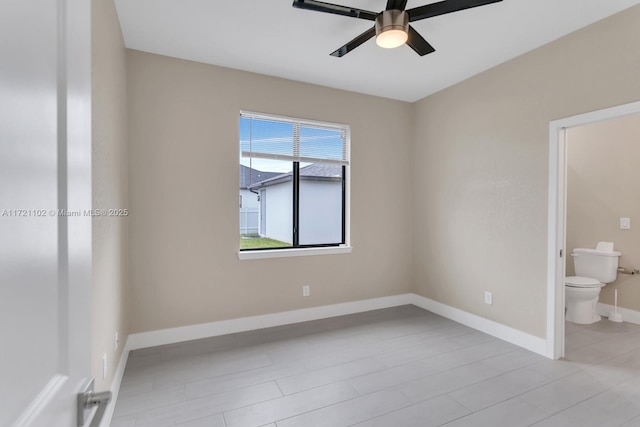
[547,100,640,359]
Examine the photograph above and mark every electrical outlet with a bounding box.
[115,331,119,351]
[484,291,493,305]
[620,217,631,229]
[102,353,108,380]
[303,285,310,297]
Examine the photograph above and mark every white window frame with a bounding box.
[238,111,351,260]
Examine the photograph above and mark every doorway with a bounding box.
[547,100,640,359]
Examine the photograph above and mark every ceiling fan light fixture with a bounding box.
[375,10,409,49]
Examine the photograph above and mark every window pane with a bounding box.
[298,163,343,245]
[239,157,293,250]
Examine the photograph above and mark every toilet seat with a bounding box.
[565,276,602,288]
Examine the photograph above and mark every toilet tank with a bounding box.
[572,243,621,283]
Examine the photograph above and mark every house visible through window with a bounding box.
[239,112,349,251]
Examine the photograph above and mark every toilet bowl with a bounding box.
[565,276,604,324]
[564,242,621,324]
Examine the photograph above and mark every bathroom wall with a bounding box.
[126,50,414,333]
[566,114,640,313]
[92,0,129,391]
[412,5,640,338]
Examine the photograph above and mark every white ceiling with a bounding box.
[114,0,640,102]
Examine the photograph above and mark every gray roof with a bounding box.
[239,165,280,190]
[248,163,342,189]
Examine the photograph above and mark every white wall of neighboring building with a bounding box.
[299,180,342,245]
[240,188,259,210]
[261,179,342,245]
[263,182,293,244]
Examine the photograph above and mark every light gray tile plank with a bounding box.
[348,356,452,395]
[441,397,550,427]
[175,413,226,427]
[564,331,603,352]
[583,347,640,387]
[186,361,307,399]
[297,343,383,372]
[276,357,385,395]
[621,414,640,426]
[520,370,611,414]
[530,385,640,427]
[447,367,553,411]
[112,385,185,418]
[431,339,519,367]
[447,330,496,347]
[109,415,136,427]
[527,358,582,381]
[352,395,470,427]
[154,353,274,390]
[480,349,546,372]
[134,382,282,427]
[117,375,154,398]
[398,361,504,402]
[376,337,463,367]
[275,388,408,427]
[224,381,359,427]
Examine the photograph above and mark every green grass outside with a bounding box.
[240,236,291,250]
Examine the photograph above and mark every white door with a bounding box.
[0,0,92,426]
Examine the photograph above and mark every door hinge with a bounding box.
[560,249,563,258]
[78,378,111,427]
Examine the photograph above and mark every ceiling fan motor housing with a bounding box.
[375,10,409,37]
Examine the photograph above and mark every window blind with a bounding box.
[240,112,349,166]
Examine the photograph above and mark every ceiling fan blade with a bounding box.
[407,0,502,22]
[292,0,377,21]
[385,0,408,10]
[406,25,435,56]
[330,26,376,57]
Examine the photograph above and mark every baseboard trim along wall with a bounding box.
[597,303,640,325]
[127,294,415,350]
[126,293,549,357]
[410,294,550,357]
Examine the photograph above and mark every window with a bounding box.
[239,112,349,252]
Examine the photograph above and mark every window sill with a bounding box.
[238,245,352,260]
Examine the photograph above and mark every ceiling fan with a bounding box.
[292,0,503,57]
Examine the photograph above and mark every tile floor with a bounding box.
[111,306,640,426]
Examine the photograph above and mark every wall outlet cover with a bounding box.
[484,291,493,305]
[620,217,631,229]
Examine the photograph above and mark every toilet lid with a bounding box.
[565,276,602,288]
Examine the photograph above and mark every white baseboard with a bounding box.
[410,294,550,358]
[128,294,415,350]
[99,337,131,427]
[126,293,548,357]
[597,303,640,325]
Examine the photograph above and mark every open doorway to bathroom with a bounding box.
[548,101,640,359]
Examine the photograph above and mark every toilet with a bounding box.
[565,242,621,324]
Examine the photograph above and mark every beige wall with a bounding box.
[92,0,129,391]
[126,50,413,333]
[566,114,640,312]
[412,5,640,338]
